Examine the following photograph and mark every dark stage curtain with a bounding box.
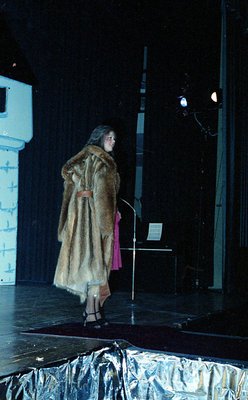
[2,1,142,283]
[142,3,220,288]
[142,46,217,288]
[223,0,248,293]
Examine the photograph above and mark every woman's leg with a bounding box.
[84,294,109,327]
[84,295,100,322]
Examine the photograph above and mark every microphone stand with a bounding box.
[120,198,137,301]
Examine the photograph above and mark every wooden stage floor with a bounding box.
[0,284,246,378]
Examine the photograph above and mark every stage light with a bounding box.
[210,89,222,105]
[179,96,187,107]
[211,92,218,102]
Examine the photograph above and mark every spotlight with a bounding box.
[211,92,218,102]
[210,89,222,105]
[179,96,187,107]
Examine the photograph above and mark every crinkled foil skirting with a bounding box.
[1,342,248,399]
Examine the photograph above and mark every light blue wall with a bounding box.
[0,76,32,285]
[0,76,32,150]
[0,149,18,284]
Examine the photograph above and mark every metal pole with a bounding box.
[121,198,137,301]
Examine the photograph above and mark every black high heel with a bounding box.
[83,311,102,329]
[96,310,109,326]
[95,311,109,327]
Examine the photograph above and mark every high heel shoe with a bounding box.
[83,311,102,329]
[95,310,109,327]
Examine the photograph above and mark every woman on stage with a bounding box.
[54,125,121,328]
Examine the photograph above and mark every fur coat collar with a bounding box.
[61,145,117,179]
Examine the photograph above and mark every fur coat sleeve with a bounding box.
[57,179,74,242]
[94,165,117,237]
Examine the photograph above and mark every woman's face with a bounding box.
[103,131,116,153]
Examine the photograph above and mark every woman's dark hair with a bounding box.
[86,125,115,150]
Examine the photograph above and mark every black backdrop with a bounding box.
[2,1,143,282]
[1,1,224,288]
[142,3,220,287]
[223,0,248,294]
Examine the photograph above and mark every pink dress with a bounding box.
[112,211,122,270]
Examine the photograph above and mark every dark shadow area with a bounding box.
[183,302,248,338]
[22,320,248,363]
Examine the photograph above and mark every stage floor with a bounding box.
[0,284,247,378]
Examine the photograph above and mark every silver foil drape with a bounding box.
[1,343,248,399]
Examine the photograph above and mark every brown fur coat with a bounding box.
[54,145,120,304]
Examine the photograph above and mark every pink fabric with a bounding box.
[112,211,122,270]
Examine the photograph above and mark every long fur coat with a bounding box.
[54,145,120,304]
